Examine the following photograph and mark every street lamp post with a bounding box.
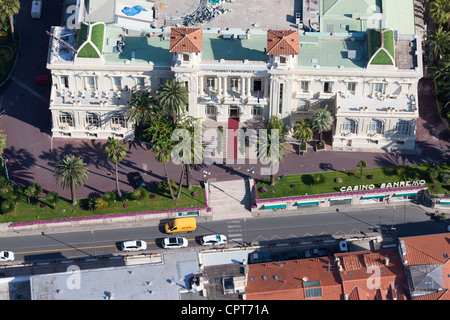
[203,170,211,195]
[247,167,254,180]
[3,158,9,181]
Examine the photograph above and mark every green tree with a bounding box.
[46,191,60,209]
[293,119,313,145]
[429,0,450,29]
[0,130,6,159]
[104,137,127,199]
[259,117,288,187]
[425,27,450,60]
[156,80,189,124]
[126,92,153,140]
[53,155,89,206]
[357,160,367,180]
[0,0,20,42]
[154,141,175,200]
[312,108,333,146]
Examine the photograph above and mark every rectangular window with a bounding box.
[395,121,409,134]
[230,78,239,90]
[347,82,356,93]
[324,82,333,93]
[183,53,190,61]
[279,83,284,114]
[373,83,384,94]
[301,81,309,92]
[251,106,263,116]
[136,77,145,87]
[280,56,287,64]
[207,78,215,89]
[297,100,309,111]
[113,77,122,90]
[86,76,96,90]
[205,105,216,115]
[60,75,69,88]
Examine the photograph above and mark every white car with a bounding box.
[201,234,227,246]
[120,240,147,252]
[162,237,188,249]
[0,251,14,262]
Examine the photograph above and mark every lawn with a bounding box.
[0,185,206,224]
[256,163,450,200]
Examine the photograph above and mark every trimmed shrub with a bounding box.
[348,171,355,177]
[334,178,343,184]
[149,193,156,199]
[290,184,296,188]
[103,191,117,203]
[367,175,374,180]
[90,197,109,210]
[0,186,13,200]
[1,200,16,214]
[259,187,267,193]
[131,187,147,200]
[40,203,47,208]
[46,192,60,204]
[123,203,129,209]
[439,171,450,184]
[191,191,199,197]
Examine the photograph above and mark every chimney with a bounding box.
[385,256,390,266]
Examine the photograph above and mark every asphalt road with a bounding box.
[1,203,446,264]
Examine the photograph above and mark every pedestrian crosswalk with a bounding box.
[226,220,244,244]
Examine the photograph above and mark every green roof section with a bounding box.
[75,22,105,59]
[367,28,394,65]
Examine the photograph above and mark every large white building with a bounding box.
[46,0,423,153]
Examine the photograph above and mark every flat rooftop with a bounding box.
[30,251,199,300]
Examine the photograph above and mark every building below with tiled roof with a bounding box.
[398,233,450,300]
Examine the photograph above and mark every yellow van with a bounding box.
[165,217,197,234]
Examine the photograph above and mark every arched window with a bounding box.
[342,119,356,133]
[368,120,383,134]
[59,112,74,127]
[86,112,100,128]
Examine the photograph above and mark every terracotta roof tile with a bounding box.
[267,30,299,55]
[169,27,202,53]
[412,289,450,300]
[399,234,450,266]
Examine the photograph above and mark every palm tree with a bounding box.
[312,108,333,146]
[429,0,450,29]
[425,27,450,60]
[104,137,128,199]
[259,117,288,187]
[357,160,367,180]
[154,141,175,200]
[126,92,153,140]
[0,0,20,42]
[156,80,189,124]
[53,154,89,205]
[293,119,313,147]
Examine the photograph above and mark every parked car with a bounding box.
[120,240,147,252]
[200,234,227,246]
[35,74,51,85]
[162,237,188,249]
[0,251,14,262]
[130,172,146,188]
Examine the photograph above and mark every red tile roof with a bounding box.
[245,258,343,300]
[412,289,450,300]
[336,249,408,300]
[169,27,203,53]
[398,233,450,266]
[266,30,300,55]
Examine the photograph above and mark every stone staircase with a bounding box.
[208,178,252,220]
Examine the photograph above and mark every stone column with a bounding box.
[223,75,227,97]
[218,76,222,97]
[247,77,251,96]
[241,77,246,97]
[199,75,203,96]
[264,76,269,98]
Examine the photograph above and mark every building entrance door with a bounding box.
[229,106,239,119]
